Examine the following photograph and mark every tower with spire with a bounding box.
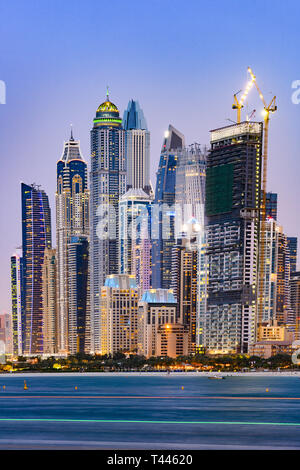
[122,99,151,194]
[56,130,89,354]
[90,90,126,353]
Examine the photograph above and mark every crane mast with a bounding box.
[232,73,255,123]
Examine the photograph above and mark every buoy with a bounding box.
[266,388,269,392]
[24,380,28,390]
[3,386,5,390]
[181,386,184,390]
[75,386,78,390]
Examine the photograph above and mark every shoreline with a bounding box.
[1,371,300,377]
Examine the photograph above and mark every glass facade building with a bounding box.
[68,236,89,354]
[266,192,278,220]
[276,228,292,327]
[119,188,152,292]
[151,125,185,289]
[21,183,51,355]
[290,271,300,340]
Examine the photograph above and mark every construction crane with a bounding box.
[244,67,277,329]
[232,72,255,123]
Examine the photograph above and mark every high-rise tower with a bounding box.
[201,122,263,354]
[276,228,291,327]
[22,183,51,354]
[123,100,151,194]
[171,144,207,353]
[56,131,89,354]
[68,236,89,354]
[119,188,152,292]
[42,248,58,355]
[258,217,279,327]
[90,91,126,353]
[151,125,185,289]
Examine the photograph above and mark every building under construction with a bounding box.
[200,121,263,354]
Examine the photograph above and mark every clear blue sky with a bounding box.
[0,0,300,313]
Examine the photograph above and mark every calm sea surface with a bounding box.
[0,374,299,449]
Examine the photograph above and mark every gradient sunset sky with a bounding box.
[1,0,300,312]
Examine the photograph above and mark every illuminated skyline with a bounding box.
[1,0,300,313]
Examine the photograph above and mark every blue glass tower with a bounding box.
[266,192,277,220]
[21,183,51,354]
[68,235,89,354]
[151,125,185,289]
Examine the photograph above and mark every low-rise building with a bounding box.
[100,274,140,355]
[138,289,189,358]
[257,322,293,342]
[249,341,294,358]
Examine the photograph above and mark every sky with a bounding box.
[0,0,300,313]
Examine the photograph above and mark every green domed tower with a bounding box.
[90,89,126,353]
[93,89,123,128]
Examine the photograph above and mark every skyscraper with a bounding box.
[171,224,199,354]
[90,91,126,353]
[42,248,58,355]
[56,131,89,354]
[151,125,185,289]
[123,100,151,194]
[276,227,291,327]
[287,237,297,273]
[257,217,279,328]
[22,183,51,355]
[10,251,24,356]
[174,143,207,353]
[175,143,207,227]
[68,236,89,354]
[290,271,300,340]
[119,188,152,291]
[201,122,263,354]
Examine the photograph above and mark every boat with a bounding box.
[208,375,225,380]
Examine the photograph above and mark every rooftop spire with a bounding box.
[106,85,109,101]
[70,124,74,141]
